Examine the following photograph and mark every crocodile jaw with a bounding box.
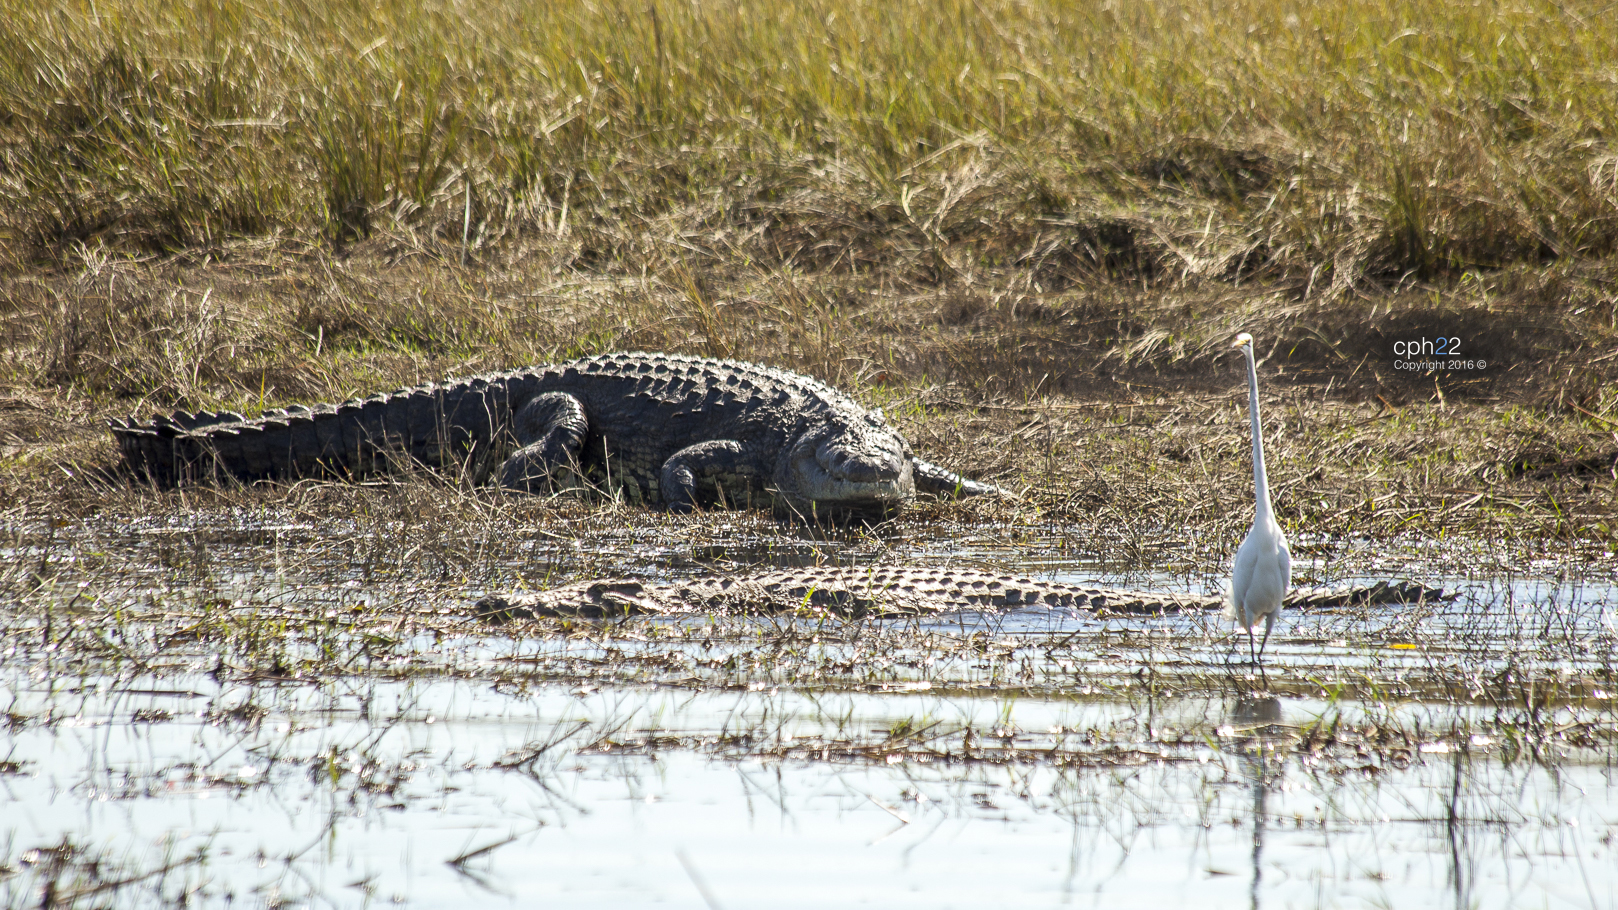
[778,423,916,517]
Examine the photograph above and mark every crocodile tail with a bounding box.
[109,402,396,484]
[109,405,344,483]
[107,375,523,485]
[911,457,1010,499]
[108,410,248,483]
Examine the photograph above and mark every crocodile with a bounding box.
[108,352,1002,516]
[475,566,1447,620]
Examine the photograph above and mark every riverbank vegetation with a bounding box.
[0,0,1613,543]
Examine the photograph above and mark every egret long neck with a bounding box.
[1245,348,1273,521]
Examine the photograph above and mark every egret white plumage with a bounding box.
[1226,332,1290,666]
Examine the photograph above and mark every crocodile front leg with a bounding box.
[498,392,589,492]
[912,456,1007,498]
[659,440,761,512]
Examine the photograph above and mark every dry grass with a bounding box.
[3,0,1615,273]
[1,245,1615,545]
[0,0,1613,542]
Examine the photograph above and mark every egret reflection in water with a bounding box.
[1229,695,1285,910]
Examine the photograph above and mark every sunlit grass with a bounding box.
[0,0,1612,275]
[0,0,1612,542]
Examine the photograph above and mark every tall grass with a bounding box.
[0,0,1612,279]
[1,0,1615,534]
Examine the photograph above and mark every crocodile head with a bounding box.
[775,414,916,518]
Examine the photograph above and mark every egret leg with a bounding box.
[1248,625,1258,666]
[1259,611,1276,659]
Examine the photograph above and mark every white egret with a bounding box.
[1226,332,1290,666]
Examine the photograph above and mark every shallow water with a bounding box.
[2,678,1614,908]
[1,510,1615,907]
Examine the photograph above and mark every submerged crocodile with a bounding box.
[109,352,1001,516]
[475,566,1446,620]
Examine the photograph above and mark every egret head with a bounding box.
[1234,332,1254,349]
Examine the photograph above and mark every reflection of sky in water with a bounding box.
[2,680,1614,908]
[3,515,1615,906]
[908,572,1618,658]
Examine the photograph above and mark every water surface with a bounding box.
[1,511,1614,907]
